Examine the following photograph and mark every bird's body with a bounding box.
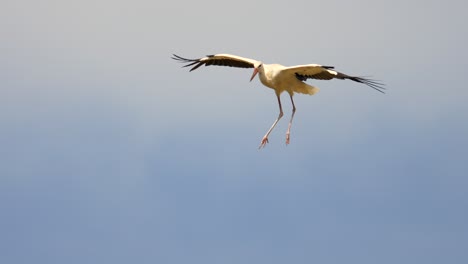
[257,63,320,96]
[172,53,384,148]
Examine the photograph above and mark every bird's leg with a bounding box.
[285,94,296,145]
[259,94,283,149]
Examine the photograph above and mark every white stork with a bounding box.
[172,53,384,149]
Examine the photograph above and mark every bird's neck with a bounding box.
[258,65,274,88]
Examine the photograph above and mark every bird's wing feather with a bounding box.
[172,54,260,71]
[281,64,331,79]
[281,64,386,93]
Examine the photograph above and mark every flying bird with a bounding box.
[172,53,384,149]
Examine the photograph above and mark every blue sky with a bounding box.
[1,0,467,263]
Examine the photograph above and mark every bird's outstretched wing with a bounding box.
[281,64,385,93]
[172,54,260,71]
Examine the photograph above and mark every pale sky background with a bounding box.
[1,0,468,263]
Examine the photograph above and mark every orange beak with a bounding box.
[250,68,259,82]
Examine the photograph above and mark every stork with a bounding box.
[172,53,384,149]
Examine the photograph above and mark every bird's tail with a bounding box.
[293,83,320,95]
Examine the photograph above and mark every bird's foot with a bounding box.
[286,133,291,145]
[258,137,269,149]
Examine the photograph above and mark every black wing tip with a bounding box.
[171,54,205,71]
[172,53,255,71]
[171,54,212,61]
[349,76,386,94]
[171,54,196,62]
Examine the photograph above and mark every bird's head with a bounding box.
[250,62,263,82]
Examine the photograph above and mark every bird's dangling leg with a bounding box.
[285,93,296,145]
[259,93,283,149]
